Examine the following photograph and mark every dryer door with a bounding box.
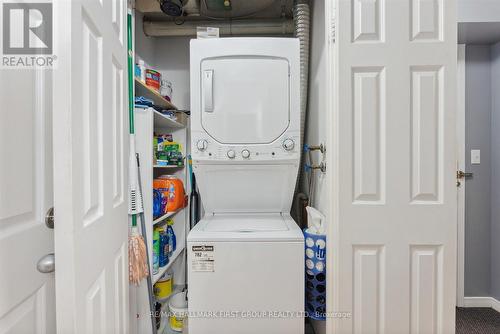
[200,56,290,144]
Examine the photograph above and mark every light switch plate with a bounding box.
[471,149,481,165]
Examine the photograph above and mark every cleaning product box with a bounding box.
[154,133,183,166]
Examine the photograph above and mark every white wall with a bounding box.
[458,0,500,23]
[154,37,191,110]
[464,45,492,297]
[135,12,156,68]
[305,0,329,212]
[135,13,191,111]
[462,42,500,302]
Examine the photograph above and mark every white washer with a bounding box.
[188,38,304,334]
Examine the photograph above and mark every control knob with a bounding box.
[241,149,250,159]
[282,138,295,151]
[196,139,208,151]
[227,150,236,159]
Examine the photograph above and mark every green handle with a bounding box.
[127,12,134,135]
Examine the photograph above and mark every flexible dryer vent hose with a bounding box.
[293,0,311,222]
[294,0,310,145]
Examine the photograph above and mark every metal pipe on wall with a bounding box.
[143,19,294,37]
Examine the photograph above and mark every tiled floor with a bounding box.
[456,307,500,334]
[304,309,500,334]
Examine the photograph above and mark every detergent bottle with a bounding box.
[166,223,176,255]
[152,227,160,274]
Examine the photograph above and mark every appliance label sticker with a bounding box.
[192,245,214,272]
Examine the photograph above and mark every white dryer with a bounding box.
[187,38,304,334]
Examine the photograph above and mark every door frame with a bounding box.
[456,44,466,307]
[325,0,339,333]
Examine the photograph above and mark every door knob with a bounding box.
[457,170,473,179]
[456,170,473,187]
[45,207,54,229]
[37,253,55,273]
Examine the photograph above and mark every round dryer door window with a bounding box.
[200,56,290,144]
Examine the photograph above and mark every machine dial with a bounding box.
[196,139,208,151]
[227,150,236,159]
[241,149,251,159]
[283,138,295,151]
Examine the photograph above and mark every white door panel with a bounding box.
[0,70,55,333]
[53,0,129,333]
[335,0,457,333]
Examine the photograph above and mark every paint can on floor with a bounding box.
[154,273,173,301]
[169,291,188,332]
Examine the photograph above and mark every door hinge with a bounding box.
[330,16,336,44]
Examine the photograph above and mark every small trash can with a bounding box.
[304,228,326,321]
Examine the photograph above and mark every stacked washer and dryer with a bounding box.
[187,38,304,334]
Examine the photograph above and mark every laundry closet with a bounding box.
[0,0,467,333]
[130,1,329,333]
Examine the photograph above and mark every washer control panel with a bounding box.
[192,132,300,162]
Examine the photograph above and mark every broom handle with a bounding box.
[127,12,137,229]
[127,9,156,333]
[136,153,158,334]
[127,12,134,135]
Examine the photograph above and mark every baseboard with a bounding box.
[492,297,500,313]
[463,297,500,312]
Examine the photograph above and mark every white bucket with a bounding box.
[169,291,188,332]
[158,302,170,334]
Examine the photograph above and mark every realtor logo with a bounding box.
[3,2,52,54]
[1,1,55,68]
